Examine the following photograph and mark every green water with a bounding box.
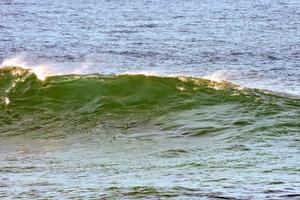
[1,66,299,138]
[0,66,299,199]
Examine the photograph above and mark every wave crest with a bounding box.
[0,66,299,138]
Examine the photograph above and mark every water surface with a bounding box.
[0,0,300,199]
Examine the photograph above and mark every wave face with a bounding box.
[0,66,299,138]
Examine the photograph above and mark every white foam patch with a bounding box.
[4,97,10,106]
[203,70,228,83]
[1,56,54,81]
[120,70,160,76]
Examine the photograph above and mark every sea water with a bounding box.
[0,0,299,199]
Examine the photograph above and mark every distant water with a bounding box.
[0,0,300,199]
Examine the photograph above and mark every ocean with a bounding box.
[0,0,299,199]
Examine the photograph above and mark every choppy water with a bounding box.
[0,0,300,199]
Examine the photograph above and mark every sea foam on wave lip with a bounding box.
[1,56,52,81]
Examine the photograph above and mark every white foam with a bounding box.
[203,70,228,83]
[120,70,160,76]
[4,97,10,106]
[1,56,52,81]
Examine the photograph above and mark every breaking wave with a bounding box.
[0,66,299,138]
